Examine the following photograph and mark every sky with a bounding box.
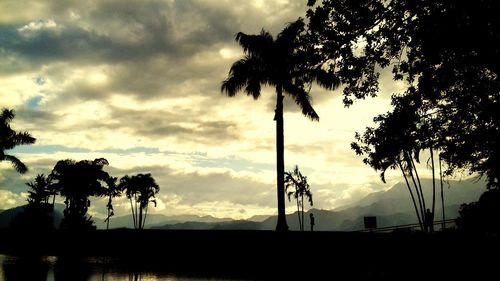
[0,0,413,220]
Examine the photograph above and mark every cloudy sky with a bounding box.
[0,0,412,220]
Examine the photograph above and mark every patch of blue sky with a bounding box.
[9,144,90,154]
[32,75,46,86]
[25,95,43,109]
[96,147,160,155]
[9,145,163,155]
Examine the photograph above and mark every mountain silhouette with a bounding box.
[94,213,233,229]
[0,178,484,230]
[0,203,65,228]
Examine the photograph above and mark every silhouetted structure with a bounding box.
[221,19,339,231]
[425,209,434,233]
[309,213,315,231]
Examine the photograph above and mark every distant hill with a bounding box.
[0,204,65,229]
[270,178,485,231]
[97,213,234,229]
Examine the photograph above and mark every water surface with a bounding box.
[0,255,252,281]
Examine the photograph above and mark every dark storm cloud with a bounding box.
[0,0,238,64]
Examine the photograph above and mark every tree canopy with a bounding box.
[50,158,112,230]
[306,0,500,188]
[221,19,339,231]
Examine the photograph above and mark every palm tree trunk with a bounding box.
[295,193,301,231]
[275,86,288,232]
[138,204,143,230]
[398,160,423,231]
[430,146,436,232]
[301,193,305,231]
[439,155,446,230]
[405,152,426,227]
[106,195,111,230]
[134,194,139,229]
[106,210,110,230]
[142,205,149,229]
[409,154,426,211]
[129,198,136,229]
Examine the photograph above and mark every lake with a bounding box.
[0,255,253,281]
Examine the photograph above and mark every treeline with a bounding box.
[10,158,160,231]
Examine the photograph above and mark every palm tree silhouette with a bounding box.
[26,174,53,205]
[50,158,111,230]
[10,174,54,230]
[119,173,160,230]
[0,108,35,173]
[285,165,313,231]
[221,19,339,231]
[103,176,122,230]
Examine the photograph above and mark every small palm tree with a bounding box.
[221,19,339,231]
[285,165,313,231]
[0,108,35,173]
[10,174,54,230]
[103,177,122,230]
[119,173,160,230]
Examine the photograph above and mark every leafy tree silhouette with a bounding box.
[285,165,313,231]
[0,108,35,173]
[119,173,159,230]
[306,0,500,227]
[10,174,54,230]
[456,188,500,235]
[221,19,339,231]
[352,94,448,232]
[50,158,111,230]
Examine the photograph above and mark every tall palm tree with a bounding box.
[119,173,160,230]
[285,165,313,231]
[0,108,35,173]
[221,19,339,231]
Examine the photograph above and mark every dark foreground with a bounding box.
[0,229,498,280]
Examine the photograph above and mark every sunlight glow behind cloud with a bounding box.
[0,0,406,220]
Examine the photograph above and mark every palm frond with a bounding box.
[276,19,305,51]
[222,55,266,99]
[12,132,36,146]
[0,108,15,123]
[235,30,274,58]
[3,154,28,173]
[283,82,320,121]
[312,67,340,91]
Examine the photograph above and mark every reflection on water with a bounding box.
[0,255,250,281]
